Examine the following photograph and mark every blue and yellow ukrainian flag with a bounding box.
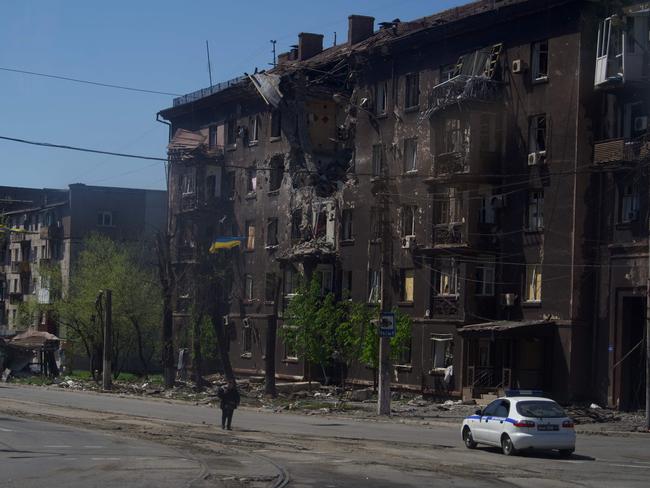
[209,237,244,253]
[0,226,29,235]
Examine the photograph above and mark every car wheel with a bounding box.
[559,449,574,458]
[462,427,477,449]
[501,435,517,456]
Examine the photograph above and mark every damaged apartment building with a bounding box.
[160,0,650,407]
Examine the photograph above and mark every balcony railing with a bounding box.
[594,136,650,165]
[431,295,463,320]
[433,151,469,177]
[40,224,63,240]
[180,192,198,212]
[433,222,467,247]
[429,75,503,114]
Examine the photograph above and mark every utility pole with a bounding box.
[102,289,112,390]
[646,189,650,430]
[377,172,392,416]
[206,40,213,88]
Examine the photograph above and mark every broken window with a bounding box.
[249,115,261,143]
[205,166,221,199]
[316,266,333,296]
[531,40,549,81]
[431,335,454,369]
[245,221,255,250]
[209,125,218,149]
[400,269,415,302]
[266,218,278,246]
[396,338,412,365]
[313,208,327,238]
[246,167,257,193]
[283,331,298,360]
[435,258,459,296]
[291,210,302,242]
[619,183,640,223]
[244,274,254,301]
[269,156,284,192]
[441,118,468,154]
[479,192,496,224]
[226,119,237,145]
[265,273,277,301]
[435,188,463,224]
[283,266,298,296]
[404,72,420,108]
[242,322,253,354]
[524,265,542,302]
[528,115,547,153]
[368,269,381,303]
[370,207,382,240]
[271,110,282,138]
[401,205,416,237]
[372,144,384,177]
[341,270,352,300]
[225,171,236,199]
[403,138,418,172]
[97,211,113,227]
[440,64,456,82]
[181,173,195,194]
[475,261,495,296]
[375,81,388,115]
[341,209,353,241]
[526,190,544,231]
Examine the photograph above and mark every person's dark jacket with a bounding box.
[217,386,240,410]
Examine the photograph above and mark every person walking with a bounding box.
[217,381,240,430]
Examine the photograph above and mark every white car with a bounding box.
[461,394,576,457]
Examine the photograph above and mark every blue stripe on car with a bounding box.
[466,415,481,420]
[505,418,517,424]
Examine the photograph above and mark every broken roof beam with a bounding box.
[248,72,283,108]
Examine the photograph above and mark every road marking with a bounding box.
[83,445,104,448]
[608,464,650,469]
[44,445,71,448]
[0,427,13,432]
[91,457,120,461]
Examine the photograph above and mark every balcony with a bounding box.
[10,232,29,243]
[39,258,52,267]
[433,223,468,248]
[39,224,63,240]
[431,295,464,321]
[9,292,23,304]
[432,151,469,178]
[174,246,196,264]
[594,136,650,166]
[429,75,502,115]
[180,192,198,212]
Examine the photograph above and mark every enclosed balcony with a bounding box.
[594,135,650,166]
[429,75,503,114]
[432,222,468,249]
[39,224,63,240]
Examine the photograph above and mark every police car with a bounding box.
[461,391,576,457]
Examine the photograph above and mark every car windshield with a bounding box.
[516,400,566,418]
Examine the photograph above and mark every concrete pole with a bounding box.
[102,289,112,390]
[378,185,391,416]
[646,222,650,430]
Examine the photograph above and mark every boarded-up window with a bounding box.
[400,269,414,302]
[246,222,255,250]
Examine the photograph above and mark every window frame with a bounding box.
[475,262,496,296]
[524,264,542,303]
[375,81,388,115]
[244,274,254,301]
[403,138,418,173]
[431,335,454,370]
[619,183,640,223]
[528,114,547,153]
[404,72,420,109]
[435,258,459,297]
[401,205,417,237]
[341,208,353,241]
[266,218,278,247]
[400,269,415,303]
[371,144,384,177]
[245,221,256,251]
[526,190,544,232]
[531,40,549,81]
[368,269,381,304]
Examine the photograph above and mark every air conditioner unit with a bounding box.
[242,317,251,327]
[512,59,524,74]
[527,150,547,166]
[401,235,417,250]
[634,116,648,132]
[501,293,518,307]
[223,315,229,326]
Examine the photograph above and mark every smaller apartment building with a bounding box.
[0,184,167,335]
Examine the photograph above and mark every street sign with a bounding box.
[379,312,396,337]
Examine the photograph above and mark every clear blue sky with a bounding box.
[0,0,463,191]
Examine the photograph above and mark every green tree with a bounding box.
[281,276,343,385]
[54,234,162,380]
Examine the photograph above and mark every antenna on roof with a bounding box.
[333,31,337,46]
[270,40,277,67]
[206,40,213,88]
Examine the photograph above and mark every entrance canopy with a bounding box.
[459,320,554,335]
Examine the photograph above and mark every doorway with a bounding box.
[619,296,646,411]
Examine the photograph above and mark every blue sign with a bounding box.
[379,312,396,338]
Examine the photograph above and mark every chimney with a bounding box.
[348,15,375,45]
[298,33,324,60]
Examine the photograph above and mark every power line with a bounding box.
[0,66,181,97]
[0,135,167,162]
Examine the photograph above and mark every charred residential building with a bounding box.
[0,184,167,336]
[160,0,649,405]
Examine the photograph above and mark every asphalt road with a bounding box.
[1,384,650,487]
[0,413,202,488]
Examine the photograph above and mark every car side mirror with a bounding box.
[475,409,482,416]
